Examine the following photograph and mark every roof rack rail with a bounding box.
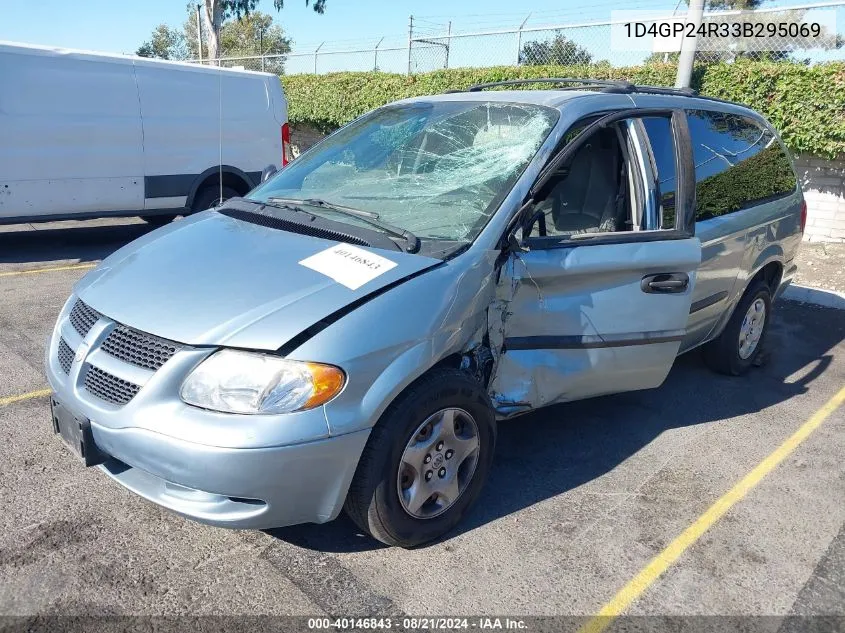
[458,77,699,97]
[630,85,698,96]
[465,78,635,92]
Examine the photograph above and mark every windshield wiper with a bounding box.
[267,197,420,253]
[304,197,380,219]
[261,198,315,219]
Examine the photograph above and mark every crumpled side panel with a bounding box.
[487,237,701,416]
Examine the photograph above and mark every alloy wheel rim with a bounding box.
[396,407,480,519]
[738,297,766,360]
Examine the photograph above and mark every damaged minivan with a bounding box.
[47,79,805,547]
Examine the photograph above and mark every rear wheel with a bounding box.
[191,185,239,213]
[703,280,772,376]
[344,368,496,548]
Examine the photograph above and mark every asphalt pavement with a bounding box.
[0,219,843,626]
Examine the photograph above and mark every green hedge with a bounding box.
[281,61,845,158]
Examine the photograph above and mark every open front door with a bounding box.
[490,109,700,414]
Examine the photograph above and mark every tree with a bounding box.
[137,24,189,60]
[138,10,291,71]
[200,0,324,61]
[519,33,593,66]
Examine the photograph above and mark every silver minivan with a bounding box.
[46,79,805,547]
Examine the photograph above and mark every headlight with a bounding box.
[180,349,345,414]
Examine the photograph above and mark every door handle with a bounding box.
[641,273,689,294]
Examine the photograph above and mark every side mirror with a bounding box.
[261,164,278,183]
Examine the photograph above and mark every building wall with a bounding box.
[794,154,845,243]
[288,126,845,244]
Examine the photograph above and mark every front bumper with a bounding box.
[45,296,371,529]
[91,422,369,529]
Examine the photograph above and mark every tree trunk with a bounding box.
[202,0,224,62]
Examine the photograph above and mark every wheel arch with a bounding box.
[748,242,785,292]
[186,165,258,210]
[355,339,488,432]
[708,252,784,343]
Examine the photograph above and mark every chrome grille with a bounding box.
[84,366,140,405]
[57,338,74,375]
[69,300,100,338]
[101,324,181,371]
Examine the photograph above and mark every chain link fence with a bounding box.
[194,1,845,74]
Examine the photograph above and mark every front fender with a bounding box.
[290,251,500,436]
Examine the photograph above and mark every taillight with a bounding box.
[799,199,807,234]
[281,122,293,166]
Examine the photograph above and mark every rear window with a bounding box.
[687,110,797,220]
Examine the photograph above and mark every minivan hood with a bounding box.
[76,211,441,350]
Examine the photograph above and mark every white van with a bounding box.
[0,42,291,225]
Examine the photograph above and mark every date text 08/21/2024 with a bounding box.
[306,617,528,630]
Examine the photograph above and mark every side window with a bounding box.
[528,122,631,238]
[687,110,797,221]
[527,115,678,242]
[642,117,677,230]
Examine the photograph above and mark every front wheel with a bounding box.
[344,368,496,548]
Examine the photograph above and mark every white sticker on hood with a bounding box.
[298,244,398,290]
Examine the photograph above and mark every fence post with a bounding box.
[515,13,531,65]
[374,37,385,71]
[407,15,414,75]
[314,42,324,74]
[444,21,451,69]
[259,31,265,72]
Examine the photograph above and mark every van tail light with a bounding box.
[281,123,293,166]
[799,199,808,234]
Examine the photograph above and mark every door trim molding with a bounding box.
[689,290,729,314]
[504,329,686,350]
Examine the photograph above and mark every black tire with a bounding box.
[344,368,496,548]
[191,185,240,213]
[702,280,772,376]
[141,214,177,226]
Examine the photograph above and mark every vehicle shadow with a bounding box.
[0,221,158,265]
[267,300,843,552]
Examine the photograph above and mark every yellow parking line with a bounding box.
[580,384,845,633]
[0,262,96,278]
[0,388,52,407]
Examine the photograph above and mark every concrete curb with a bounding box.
[781,284,845,310]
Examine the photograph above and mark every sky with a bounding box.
[3,0,838,72]
[0,0,675,56]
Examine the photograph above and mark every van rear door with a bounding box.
[135,64,282,210]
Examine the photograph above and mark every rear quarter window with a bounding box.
[687,110,797,221]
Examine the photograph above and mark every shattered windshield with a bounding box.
[248,101,559,242]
